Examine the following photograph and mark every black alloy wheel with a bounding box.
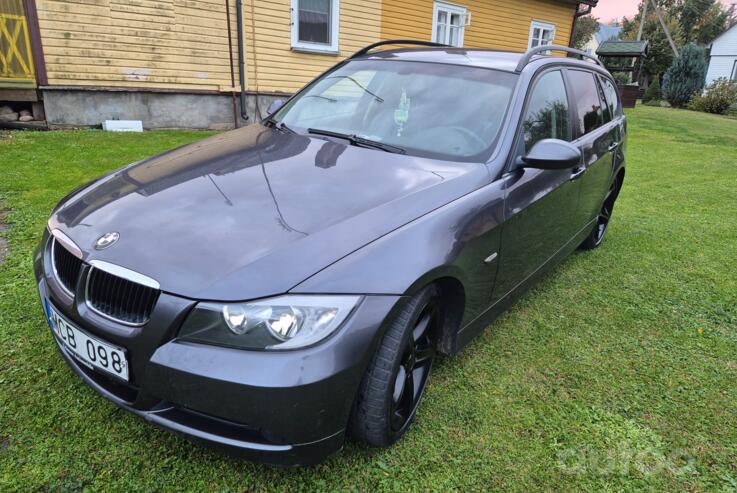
[390,302,438,433]
[350,286,441,446]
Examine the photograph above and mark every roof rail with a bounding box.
[515,44,604,72]
[349,40,450,59]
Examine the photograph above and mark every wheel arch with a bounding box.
[404,268,467,356]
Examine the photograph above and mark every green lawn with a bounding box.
[1,106,736,492]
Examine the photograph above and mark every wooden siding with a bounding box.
[243,0,380,94]
[35,0,573,93]
[37,0,241,91]
[706,24,737,85]
[381,0,575,52]
[36,0,380,93]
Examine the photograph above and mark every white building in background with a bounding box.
[706,23,737,85]
[582,23,622,55]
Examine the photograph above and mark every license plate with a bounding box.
[45,300,129,381]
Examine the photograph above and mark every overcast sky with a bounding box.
[594,0,736,23]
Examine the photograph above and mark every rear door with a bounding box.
[599,74,626,165]
[492,69,580,299]
[565,69,619,229]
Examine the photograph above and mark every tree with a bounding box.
[678,0,730,44]
[643,76,662,101]
[619,0,729,86]
[662,43,708,107]
[621,2,684,86]
[573,15,599,49]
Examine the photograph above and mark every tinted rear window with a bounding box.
[599,75,622,119]
[567,70,605,136]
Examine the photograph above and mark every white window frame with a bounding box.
[431,1,468,48]
[528,20,556,50]
[731,60,737,82]
[291,0,340,54]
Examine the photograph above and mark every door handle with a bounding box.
[570,166,586,181]
[607,142,620,152]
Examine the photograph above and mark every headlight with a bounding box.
[178,295,360,350]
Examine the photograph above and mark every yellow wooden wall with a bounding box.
[35,0,380,93]
[36,0,243,91]
[244,0,381,93]
[381,0,575,52]
[35,0,573,93]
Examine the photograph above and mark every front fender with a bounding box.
[291,178,506,327]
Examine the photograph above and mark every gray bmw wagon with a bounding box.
[35,41,626,466]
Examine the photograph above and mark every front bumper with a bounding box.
[35,238,401,466]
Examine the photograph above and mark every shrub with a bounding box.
[688,78,737,114]
[662,43,707,108]
[643,77,662,102]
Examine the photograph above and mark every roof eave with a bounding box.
[558,0,598,6]
[597,51,644,57]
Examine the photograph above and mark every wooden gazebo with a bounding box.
[596,40,650,108]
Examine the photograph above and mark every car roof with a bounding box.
[360,47,602,74]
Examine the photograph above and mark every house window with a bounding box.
[732,61,737,82]
[291,0,339,54]
[528,20,556,49]
[432,2,467,47]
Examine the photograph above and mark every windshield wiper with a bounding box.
[324,75,384,103]
[264,118,295,134]
[307,128,406,154]
[302,94,337,103]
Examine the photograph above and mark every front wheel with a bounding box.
[349,286,441,447]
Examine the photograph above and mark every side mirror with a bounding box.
[266,99,285,115]
[520,139,581,170]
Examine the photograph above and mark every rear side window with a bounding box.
[522,70,571,152]
[599,75,622,119]
[567,70,604,136]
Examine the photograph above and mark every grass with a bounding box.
[1,106,736,492]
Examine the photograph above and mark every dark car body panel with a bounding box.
[293,176,506,326]
[36,250,405,465]
[35,47,626,465]
[49,125,488,301]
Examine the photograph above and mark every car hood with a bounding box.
[49,124,488,300]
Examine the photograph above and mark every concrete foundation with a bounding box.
[41,89,289,130]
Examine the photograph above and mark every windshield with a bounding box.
[271,59,518,162]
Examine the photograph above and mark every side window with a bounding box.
[599,75,622,119]
[567,70,604,136]
[522,70,571,153]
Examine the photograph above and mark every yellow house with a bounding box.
[0,0,597,129]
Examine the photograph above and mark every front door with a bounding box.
[492,69,580,300]
[0,0,36,89]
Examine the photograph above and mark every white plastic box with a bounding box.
[102,120,143,132]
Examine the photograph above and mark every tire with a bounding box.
[349,285,442,447]
[579,177,621,250]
